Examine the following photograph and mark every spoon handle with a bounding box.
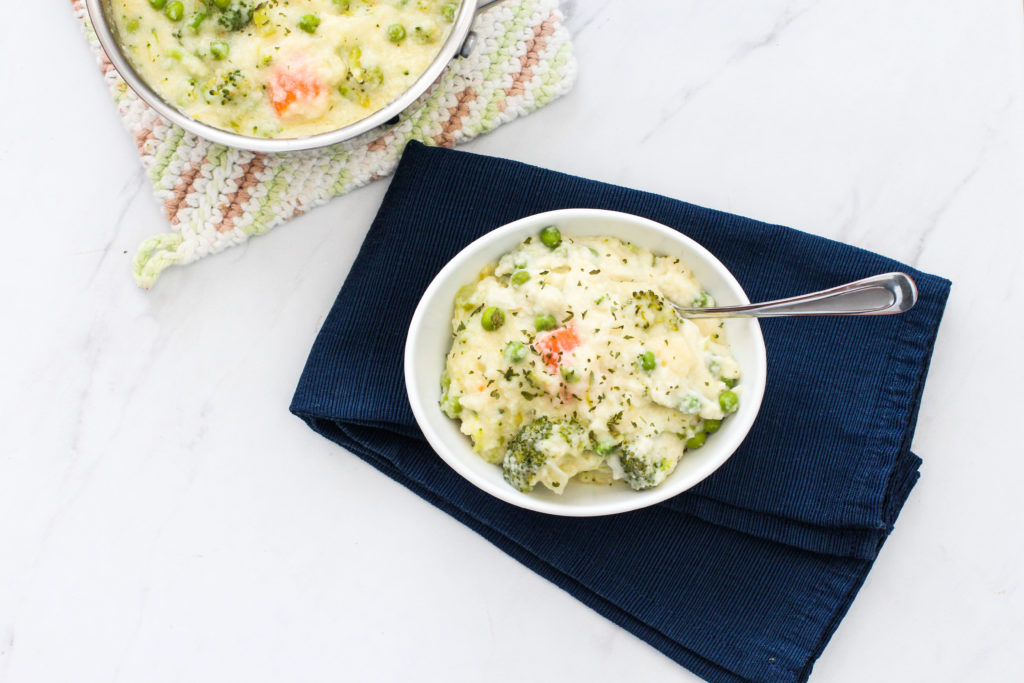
[672,272,919,319]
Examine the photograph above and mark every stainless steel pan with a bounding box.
[85,0,502,152]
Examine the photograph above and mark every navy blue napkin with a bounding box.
[291,142,950,682]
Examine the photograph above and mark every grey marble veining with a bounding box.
[1,1,1022,681]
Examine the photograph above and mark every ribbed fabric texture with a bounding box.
[290,142,951,682]
[72,0,577,288]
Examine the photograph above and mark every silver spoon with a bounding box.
[670,272,918,319]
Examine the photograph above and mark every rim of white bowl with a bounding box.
[405,209,767,517]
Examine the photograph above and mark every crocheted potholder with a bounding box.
[72,0,577,288]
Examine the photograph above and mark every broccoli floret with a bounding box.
[631,290,680,330]
[502,417,586,492]
[618,441,672,491]
[631,289,665,312]
[502,417,554,492]
[203,69,248,106]
[589,431,618,455]
[217,2,254,31]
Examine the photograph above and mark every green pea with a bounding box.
[149,0,167,9]
[639,350,656,372]
[187,11,207,32]
[719,390,739,414]
[298,13,320,33]
[387,24,406,42]
[539,225,561,248]
[333,0,351,10]
[210,39,230,59]
[560,366,578,383]
[504,341,528,363]
[510,270,530,286]
[685,431,707,449]
[534,313,557,331]
[703,418,722,434]
[481,306,505,331]
[440,2,458,22]
[125,17,140,31]
[164,1,184,20]
[723,377,739,388]
[681,394,702,414]
[212,0,231,9]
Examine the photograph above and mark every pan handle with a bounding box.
[476,0,509,13]
[458,0,510,58]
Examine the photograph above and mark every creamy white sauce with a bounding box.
[441,232,743,494]
[112,0,458,138]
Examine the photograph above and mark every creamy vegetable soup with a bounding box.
[441,226,743,494]
[111,0,461,138]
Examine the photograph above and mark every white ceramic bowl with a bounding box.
[405,209,767,516]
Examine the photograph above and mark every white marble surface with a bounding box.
[2,1,1023,681]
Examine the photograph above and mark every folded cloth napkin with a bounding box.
[290,142,951,682]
